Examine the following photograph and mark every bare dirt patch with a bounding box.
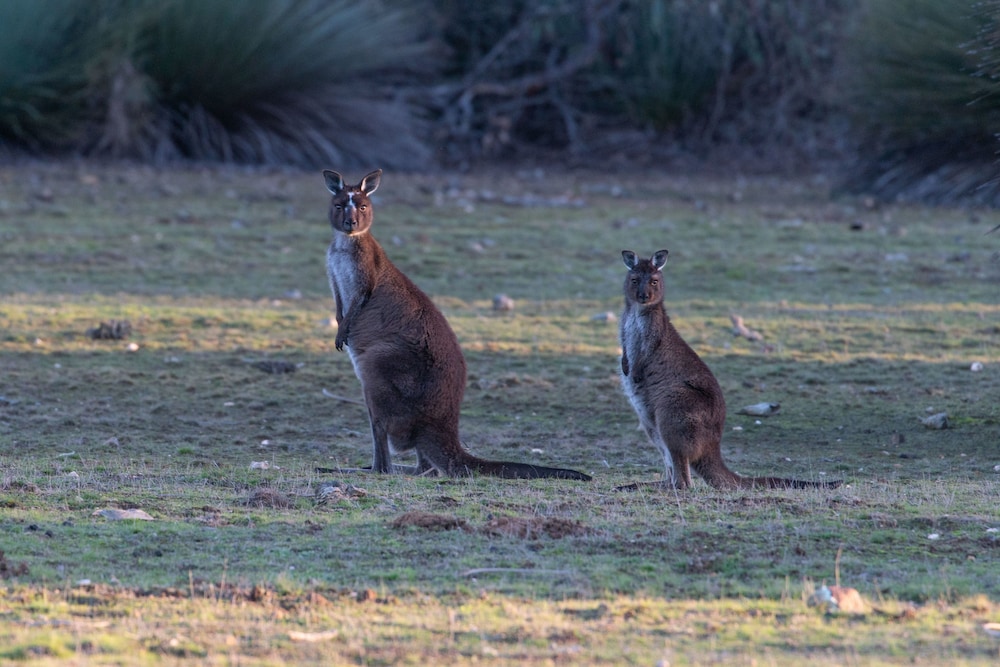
[0,550,29,578]
[481,516,591,539]
[242,487,293,509]
[391,511,469,531]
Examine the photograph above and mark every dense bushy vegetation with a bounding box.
[0,1,86,151]
[600,0,852,159]
[0,0,998,203]
[424,0,852,165]
[0,0,435,167]
[839,0,1000,205]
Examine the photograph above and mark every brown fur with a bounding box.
[320,169,590,481]
[618,249,841,491]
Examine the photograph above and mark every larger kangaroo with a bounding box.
[320,169,590,481]
[618,249,840,491]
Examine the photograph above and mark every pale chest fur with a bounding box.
[326,234,367,376]
[620,309,649,366]
[619,308,656,427]
[326,234,364,321]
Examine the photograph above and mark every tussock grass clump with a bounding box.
[0,1,87,151]
[0,0,436,167]
[841,0,1000,205]
[131,0,435,167]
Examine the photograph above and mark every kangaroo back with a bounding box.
[321,170,590,482]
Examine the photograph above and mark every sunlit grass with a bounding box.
[2,294,997,363]
[1,586,998,665]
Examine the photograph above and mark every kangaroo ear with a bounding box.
[361,169,382,195]
[651,249,669,270]
[622,250,638,269]
[323,170,345,195]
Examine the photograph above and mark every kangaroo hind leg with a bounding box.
[616,424,688,491]
[652,422,695,490]
[368,412,393,473]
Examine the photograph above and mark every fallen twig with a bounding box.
[321,388,365,405]
[288,630,338,643]
[731,314,764,341]
[462,568,575,578]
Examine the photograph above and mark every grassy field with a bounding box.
[0,162,998,664]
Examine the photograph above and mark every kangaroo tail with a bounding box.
[458,457,592,481]
[694,459,840,490]
[489,462,592,481]
[744,476,842,490]
[420,440,591,481]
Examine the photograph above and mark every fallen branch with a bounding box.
[423,0,623,152]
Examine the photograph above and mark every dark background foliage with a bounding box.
[1,0,998,204]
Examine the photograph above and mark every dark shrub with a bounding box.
[840,0,1000,205]
[1,0,438,168]
[0,1,89,151]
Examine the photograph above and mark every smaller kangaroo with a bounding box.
[319,169,590,481]
[618,249,840,491]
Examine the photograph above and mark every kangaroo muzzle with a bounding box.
[344,203,360,229]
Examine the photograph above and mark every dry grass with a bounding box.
[2,586,999,665]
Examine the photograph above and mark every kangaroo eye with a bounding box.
[650,279,658,286]
[630,278,639,285]
[359,205,367,211]
[335,204,343,210]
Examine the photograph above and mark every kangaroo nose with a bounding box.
[346,202,360,223]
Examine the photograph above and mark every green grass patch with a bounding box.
[0,164,999,663]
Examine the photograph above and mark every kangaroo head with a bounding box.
[622,249,669,306]
[323,169,382,235]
